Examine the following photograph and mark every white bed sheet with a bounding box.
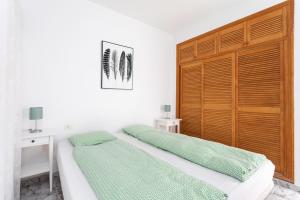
[57,132,275,200]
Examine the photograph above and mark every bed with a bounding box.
[57,132,275,200]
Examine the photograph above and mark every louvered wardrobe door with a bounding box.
[219,23,246,53]
[179,41,196,63]
[237,41,284,174]
[180,61,202,137]
[247,8,287,45]
[202,54,235,146]
[196,34,217,59]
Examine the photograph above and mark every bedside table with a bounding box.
[155,118,182,133]
[21,130,54,192]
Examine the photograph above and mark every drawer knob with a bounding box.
[31,140,35,143]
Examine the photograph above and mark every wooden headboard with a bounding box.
[176,1,294,182]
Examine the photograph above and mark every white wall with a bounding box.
[20,0,175,140]
[176,0,285,43]
[0,0,9,198]
[174,0,300,186]
[294,0,300,186]
[0,0,21,199]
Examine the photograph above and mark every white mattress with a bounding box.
[57,132,275,200]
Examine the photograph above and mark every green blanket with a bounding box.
[123,126,267,181]
[73,139,227,200]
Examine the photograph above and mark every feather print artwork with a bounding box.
[111,50,118,80]
[126,53,132,81]
[119,51,126,81]
[102,48,110,79]
[101,41,133,89]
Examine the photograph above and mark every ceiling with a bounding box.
[91,0,286,34]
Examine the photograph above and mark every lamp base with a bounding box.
[28,129,43,133]
[164,112,171,119]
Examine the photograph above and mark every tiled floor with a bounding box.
[21,174,63,200]
[266,184,300,200]
[21,173,300,200]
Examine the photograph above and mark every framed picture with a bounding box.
[101,41,134,90]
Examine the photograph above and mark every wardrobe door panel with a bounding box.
[247,8,287,45]
[219,23,246,53]
[238,112,282,171]
[237,41,284,174]
[180,61,202,137]
[202,54,235,145]
[196,34,217,59]
[203,109,233,146]
[238,43,281,107]
[179,41,196,63]
[181,105,202,137]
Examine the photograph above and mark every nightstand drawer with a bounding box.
[22,136,49,147]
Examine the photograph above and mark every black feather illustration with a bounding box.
[119,51,125,81]
[111,50,118,80]
[126,53,132,82]
[102,48,110,79]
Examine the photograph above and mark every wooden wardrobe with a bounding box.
[176,1,294,182]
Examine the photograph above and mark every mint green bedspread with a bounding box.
[73,139,227,200]
[123,126,267,181]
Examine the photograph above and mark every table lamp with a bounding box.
[29,107,43,133]
[163,105,171,119]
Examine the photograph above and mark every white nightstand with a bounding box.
[155,118,182,133]
[21,130,54,192]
